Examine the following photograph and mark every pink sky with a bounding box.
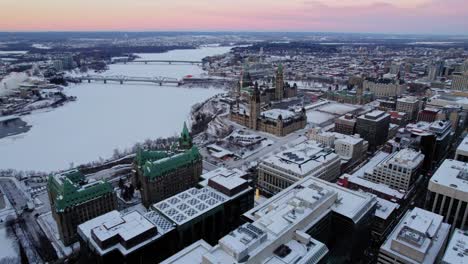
[1,0,467,34]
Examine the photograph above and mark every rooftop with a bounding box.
[429,159,468,196]
[375,197,399,220]
[380,207,450,264]
[262,109,297,120]
[397,96,419,104]
[48,169,113,212]
[359,110,390,122]
[456,135,468,154]
[139,146,201,180]
[387,148,425,169]
[245,176,377,224]
[77,210,174,256]
[441,228,468,264]
[260,140,338,177]
[153,186,231,226]
[199,167,248,188]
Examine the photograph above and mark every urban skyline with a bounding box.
[1,0,467,34]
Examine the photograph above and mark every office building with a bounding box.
[308,129,368,166]
[79,167,254,263]
[440,229,468,264]
[396,96,420,121]
[451,75,468,91]
[363,148,424,191]
[335,114,356,135]
[378,208,450,264]
[455,135,468,162]
[356,110,391,152]
[417,108,440,123]
[48,169,117,245]
[164,176,377,263]
[257,141,341,196]
[426,159,468,231]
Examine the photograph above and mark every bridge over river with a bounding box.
[113,59,202,65]
[75,75,234,86]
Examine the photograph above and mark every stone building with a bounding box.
[335,114,356,135]
[230,85,306,137]
[134,123,202,207]
[363,78,405,98]
[47,169,117,245]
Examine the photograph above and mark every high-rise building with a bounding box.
[308,129,368,166]
[47,169,117,245]
[356,110,391,152]
[78,167,254,263]
[440,229,468,264]
[377,207,450,264]
[257,140,341,196]
[335,114,356,135]
[426,159,468,231]
[396,96,420,122]
[451,74,468,91]
[455,135,468,162]
[163,176,377,264]
[417,107,440,123]
[363,148,424,191]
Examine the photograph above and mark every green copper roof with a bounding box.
[179,122,192,149]
[277,63,283,73]
[48,169,113,212]
[141,146,201,181]
[135,149,169,166]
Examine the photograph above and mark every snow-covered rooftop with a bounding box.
[359,110,389,122]
[260,140,338,177]
[441,228,468,264]
[375,197,399,220]
[199,167,247,188]
[352,151,390,178]
[152,187,229,225]
[428,159,468,199]
[388,148,425,169]
[77,210,174,256]
[317,102,358,115]
[456,135,468,156]
[380,207,450,264]
[261,109,296,120]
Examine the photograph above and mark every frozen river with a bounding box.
[0,46,232,172]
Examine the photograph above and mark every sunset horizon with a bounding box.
[1,0,467,34]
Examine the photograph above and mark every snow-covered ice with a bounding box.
[0,47,232,172]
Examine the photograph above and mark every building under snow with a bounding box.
[257,140,341,196]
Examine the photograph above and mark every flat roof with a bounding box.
[245,176,377,224]
[78,210,174,256]
[429,159,468,199]
[160,240,212,264]
[199,167,248,189]
[262,109,297,120]
[375,197,400,220]
[260,140,339,177]
[380,208,450,264]
[152,187,229,225]
[441,228,468,264]
[456,135,468,155]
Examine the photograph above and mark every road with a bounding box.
[0,178,28,212]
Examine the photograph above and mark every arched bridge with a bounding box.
[76,75,182,86]
[75,75,235,86]
[114,59,202,65]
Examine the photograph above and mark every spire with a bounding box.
[179,122,192,150]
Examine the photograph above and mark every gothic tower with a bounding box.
[249,84,261,130]
[275,64,284,101]
[179,122,192,150]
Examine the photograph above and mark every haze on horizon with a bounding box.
[1,0,467,35]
